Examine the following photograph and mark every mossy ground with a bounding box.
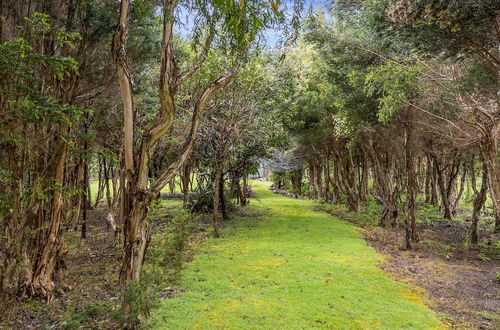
[146,181,443,329]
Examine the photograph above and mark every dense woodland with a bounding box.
[0,0,499,328]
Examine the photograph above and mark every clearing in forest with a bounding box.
[147,181,444,329]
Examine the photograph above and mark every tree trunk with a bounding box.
[30,125,69,299]
[219,172,228,221]
[181,164,191,208]
[360,154,369,202]
[430,160,439,206]
[433,155,460,220]
[334,152,361,213]
[308,162,316,199]
[104,158,112,209]
[242,171,249,206]
[72,157,85,230]
[94,157,106,209]
[405,124,419,248]
[479,128,500,231]
[424,156,432,203]
[330,159,341,204]
[323,156,330,201]
[315,163,323,200]
[471,163,488,245]
[212,163,223,238]
[118,192,151,287]
[82,150,89,239]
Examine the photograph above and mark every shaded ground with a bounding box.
[1,208,121,329]
[147,181,443,329]
[0,198,197,329]
[317,202,500,329]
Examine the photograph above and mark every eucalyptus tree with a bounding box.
[112,0,303,291]
[194,53,287,236]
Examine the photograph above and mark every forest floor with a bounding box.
[0,207,122,329]
[146,181,443,329]
[2,181,498,329]
[318,199,500,329]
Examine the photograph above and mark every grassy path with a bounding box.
[148,181,443,329]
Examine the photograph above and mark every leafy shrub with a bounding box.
[148,211,196,282]
[112,265,164,328]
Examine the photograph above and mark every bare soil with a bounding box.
[1,208,122,329]
[321,205,500,329]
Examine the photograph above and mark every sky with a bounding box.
[176,0,331,48]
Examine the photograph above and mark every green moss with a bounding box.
[146,181,444,329]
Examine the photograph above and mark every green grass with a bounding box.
[146,181,444,329]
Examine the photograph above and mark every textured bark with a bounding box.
[30,125,69,299]
[323,156,330,201]
[212,163,223,238]
[471,163,488,244]
[113,0,243,293]
[81,153,89,240]
[219,171,228,221]
[405,124,419,248]
[360,154,369,202]
[118,193,151,287]
[365,141,399,227]
[479,127,500,231]
[424,156,432,203]
[432,152,461,220]
[240,171,249,206]
[333,151,361,213]
[181,164,191,208]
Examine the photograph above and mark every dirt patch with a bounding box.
[1,209,122,329]
[321,205,500,329]
[0,202,250,329]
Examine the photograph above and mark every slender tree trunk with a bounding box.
[360,154,369,201]
[471,163,488,245]
[405,124,418,248]
[242,170,248,206]
[82,148,89,239]
[118,192,151,287]
[480,128,500,231]
[212,162,223,238]
[330,159,341,204]
[72,157,85,230]
[94,157,106,209]
[104,158,112,209]
[308,162,316,199]
[323,156,330,201]
[219,172,228,221]
[181,163,191,208]
[434,158,456,220]
[334,152,361,213]
[315,163,323,200]
[30,125,69,299]
[424,156,432,203]
[430,161,439,206]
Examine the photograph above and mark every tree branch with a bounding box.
[113,0,135,175]
[150,55,244,197]
[176,33,214,86]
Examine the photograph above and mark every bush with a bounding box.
[112,265,165,328]
[148,211,196,282]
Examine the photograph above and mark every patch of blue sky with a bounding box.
[173,0,331,48]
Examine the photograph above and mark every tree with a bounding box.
[111,0,301,298]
